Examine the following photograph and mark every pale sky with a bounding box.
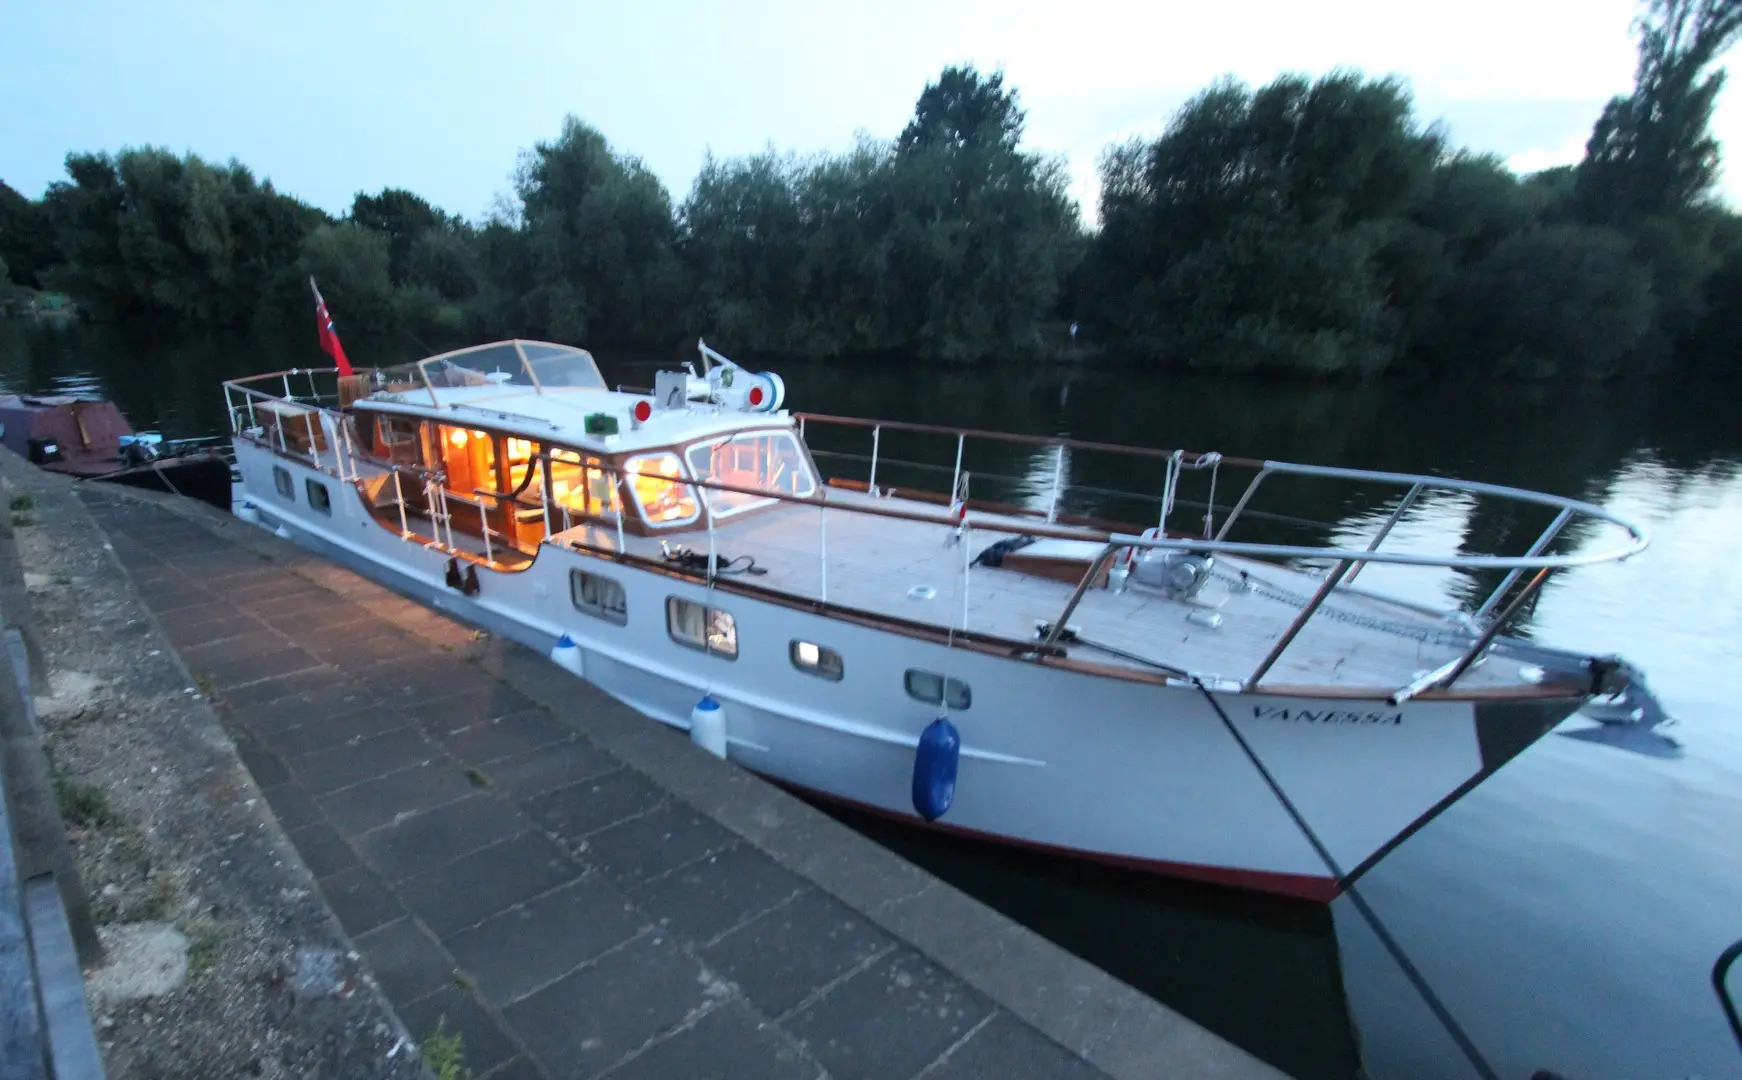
[3,0,1735,225]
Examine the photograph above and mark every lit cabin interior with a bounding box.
[352,409,813,569]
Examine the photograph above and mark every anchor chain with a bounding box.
[1210,568,1472,647]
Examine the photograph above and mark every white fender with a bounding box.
[549,633,584,678]
[689,695,727,759]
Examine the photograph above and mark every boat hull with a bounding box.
[82,453,235,513]
[233,441,1580,902]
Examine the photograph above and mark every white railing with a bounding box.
[221,371,1651,698]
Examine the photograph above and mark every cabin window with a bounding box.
[436,425,496,498]
[273,466,293,500]
[504,437,537,490]
[627,453,700,528]
[570,570,627,625]
[905,669,970,710]
[306,479,332,515]
[547,448,621,526]
[373,416,423,465]
[667,597,736,659]
[790,640,843,681]
[685,430,816,517]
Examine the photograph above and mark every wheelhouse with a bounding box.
[289,339,820,568]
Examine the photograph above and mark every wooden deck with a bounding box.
[548,489,1519,694]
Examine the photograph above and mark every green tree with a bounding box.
[681,150,811,350]
[1576,0,1742,224]
[1680,212,1742,373]
[297,222,394,332]
[883,65,1081,360]
[897,66,1025,156]
[512,116,685,346]
[40,148,325,328]
[1085,72,1439,373]
[406,228,480,301]
[0,180,61,289]
[1439,225,1654,378]
[42,153,136,320]
[352,188,447,285]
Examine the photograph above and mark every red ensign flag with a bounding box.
[309,277,353,376]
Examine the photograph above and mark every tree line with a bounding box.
[2,0,1739,378]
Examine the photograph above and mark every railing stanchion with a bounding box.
[819,502,828,603]
[1476,508,1572,621]
[1345,482,1423,586]
[393,471,408,536]
[539,456,552,540]
[706,497,717,586]
[961,522,972,630]
[1160,451,1182,529]
[1039,544,1120,653]
[1046,444,1066,523]
[950,434,965,512]
[867,426,882,495]
[339,417,358,481]
[613,471,626,553]
[1246,559,1353,689]
[1441,568,1553,690]
[479,500,492,562]
[304,412,321,471]
[1214,468,1273,542]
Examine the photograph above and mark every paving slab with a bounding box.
[395,831,582,939]
[784,946,996,1080]
[625,843,810,947]
[354,794,531,882]
[503,933,713,1079]
[442,876,643,1004]
[316,865,407,937]
[580,799,739,888]
[598,999,817,1080]
[699,886,894,1017]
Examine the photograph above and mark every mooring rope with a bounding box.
[1190,677,1502,1080]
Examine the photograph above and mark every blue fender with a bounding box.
[911,717,961,822]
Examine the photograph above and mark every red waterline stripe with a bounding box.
[759,774,1343,904]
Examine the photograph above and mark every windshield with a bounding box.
[359,341,606,406]
[520,342,607,390]
[685,430,817,517]
[415,341,605,393]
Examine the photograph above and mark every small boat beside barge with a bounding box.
[222,339,1669,902]
[0,391,235,512]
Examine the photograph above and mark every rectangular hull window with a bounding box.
[790,640,843,681]
[273,466,293,499]
[904,669,970,710]
[570,570,628,625]
[667,597,737,659]
[306,479,332,515]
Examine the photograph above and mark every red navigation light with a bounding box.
[632,400,652,423]
[748,385,765,407]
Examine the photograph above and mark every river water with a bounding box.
[4,321,1739,1080]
